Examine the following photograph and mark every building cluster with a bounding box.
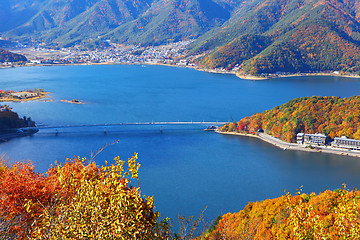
[10,91,37,99]
[0,89,43,99]
[332,136,360,150]
[22,40,196,66]
[297,133,360,151]
[296,133,331,145]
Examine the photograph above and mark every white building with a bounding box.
[332,136,360,150]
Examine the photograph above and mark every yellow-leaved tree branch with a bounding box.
[0,153,173,239]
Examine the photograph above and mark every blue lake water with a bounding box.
[1,64,360,226]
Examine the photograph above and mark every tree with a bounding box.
[0,154,171,239]
[0,161,54,239]
[28,153,169,239]
[220,96,360,142]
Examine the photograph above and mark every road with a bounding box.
[217,130,360,158]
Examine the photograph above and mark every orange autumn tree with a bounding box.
[200,186,360,239]
[220,96,360,143]
[0,161,54,239]
[0,156,101,239]
[0,154,171,239]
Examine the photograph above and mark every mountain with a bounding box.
[2,0,152,47]
[0,49,27,63]
[193,0,360,74]
[105,0,234,45]
[1,0,237,47]
[0,0,46,32]
[2,0,360,74]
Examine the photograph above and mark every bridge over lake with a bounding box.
[18,121,228,136]
[33,121,228,130]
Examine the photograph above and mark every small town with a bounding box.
[0,40,202,68]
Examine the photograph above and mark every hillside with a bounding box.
[1,0,237,47]
[220,96,360,143]
[193,0,360,75]
[201,187,360,239]
[104,0,234,46]
[2,0,360,73]
[2,0,152,47]
[0,49,27,63]
[0,109,34,133]
[0,0,46,32]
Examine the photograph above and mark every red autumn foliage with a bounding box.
[0,157,99,239]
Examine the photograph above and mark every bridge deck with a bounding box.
[24,121,228,130]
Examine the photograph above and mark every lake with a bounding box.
[1,64,360,227]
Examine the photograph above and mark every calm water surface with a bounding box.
[1,65,360,224]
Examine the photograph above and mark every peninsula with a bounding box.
[219,96,360,157]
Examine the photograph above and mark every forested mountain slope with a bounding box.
[0,0,46,32]
[2,0,360,74]
[104,0,234,45]
[201,187,360,239]
[0,49,27,63]
[220,96,360,142]
[193,0,360,74]
[1,0,239,47]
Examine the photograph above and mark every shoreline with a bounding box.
[235,72,360,80]
[216,130,360,158]
[0,130,38,142]
[2,61,360,81]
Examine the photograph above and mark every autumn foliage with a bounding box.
[201,185,360,239]
[220,96,360,142]
[0,49,27,63]
[196,0,360,75]
[0,154,170,239]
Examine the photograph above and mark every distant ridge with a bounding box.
[2,0,360,74]
[192,0,360,75]
[0,0,237,47]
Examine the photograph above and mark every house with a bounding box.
[296,133,305,144]
[11,92,37,99]
[30,59,42,64]
[297,133,331,146]
[332,136,360,150]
